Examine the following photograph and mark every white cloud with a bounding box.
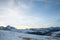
[0,0,59,28]
[0,0,42,27]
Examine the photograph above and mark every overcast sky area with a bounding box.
[0,0,60,29]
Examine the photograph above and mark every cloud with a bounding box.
[0,0,42,27]
[0,0,60,28]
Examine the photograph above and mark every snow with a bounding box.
[0,30,60,40]
[52,31,60,37]
[1,26,60,35]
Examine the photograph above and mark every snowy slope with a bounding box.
[51,31,60,37]
[0,30,60,40]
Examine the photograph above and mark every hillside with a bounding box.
[0,30,60,40]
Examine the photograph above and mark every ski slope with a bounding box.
[0,30,60,40]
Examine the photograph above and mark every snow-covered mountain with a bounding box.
[0,25,60,40]
[0,25,60,36]
[0,30,60,40]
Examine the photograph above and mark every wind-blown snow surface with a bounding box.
[0,30,60,40]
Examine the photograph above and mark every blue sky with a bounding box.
[0,0,60,29]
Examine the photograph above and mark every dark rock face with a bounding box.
[6,25,18,32]
[0,25,17,32]
[6,25,16,30]
[0,26,6,30]
[29,27,60,35]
